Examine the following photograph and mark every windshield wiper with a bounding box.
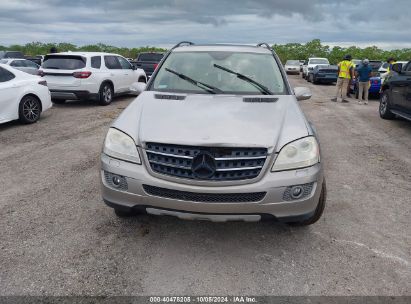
[165,68,223,94]
[213,64,273,95]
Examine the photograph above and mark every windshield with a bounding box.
[369,61,382,71]
[309,59,329,64]
[152,51,286,95]
[286,60,300,65]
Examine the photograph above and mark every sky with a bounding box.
[0,0,410,49]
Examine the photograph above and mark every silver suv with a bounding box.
[100,42,326,225]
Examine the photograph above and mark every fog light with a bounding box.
[282,183,314,201]
[291,186,303,199]
[112,176,121,186]
[104,171,128,190]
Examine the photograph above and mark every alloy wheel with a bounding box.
[103,85,112,103]
[22,97,40,122]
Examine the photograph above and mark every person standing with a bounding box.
[332,54,354,102]
[356,59,372,105]
[380,57,396,81]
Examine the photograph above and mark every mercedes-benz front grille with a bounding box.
[145,142,268,181]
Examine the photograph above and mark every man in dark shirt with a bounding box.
[355,59,372,104]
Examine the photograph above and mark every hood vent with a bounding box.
[243,97,278,103]
[154,94,186,100]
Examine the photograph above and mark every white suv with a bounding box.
[39,52,146,105]
[302,57,330,79]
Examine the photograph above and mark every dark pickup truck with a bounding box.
[379,61,411,122]
[134,52,164,78]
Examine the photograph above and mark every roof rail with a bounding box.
[171,41,194,50]
[256,42,272,50]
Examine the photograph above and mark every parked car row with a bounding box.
[0,51,147,124]
[285,56,411,123]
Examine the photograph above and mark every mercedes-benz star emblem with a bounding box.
[191,152,216,179]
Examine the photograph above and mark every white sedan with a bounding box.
[0,63,52,124]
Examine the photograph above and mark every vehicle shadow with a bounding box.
[98,212,314,242]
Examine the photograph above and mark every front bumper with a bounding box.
[100,153,324,222]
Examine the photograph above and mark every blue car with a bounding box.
[351,60,383,98]
[351,76,382,98]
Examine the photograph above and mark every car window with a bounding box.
[152,51,286,95]
[43,55,86,70]
[117,56,133,69]
[10,60,24,67]
[104,56,122,69]
[0,67,16,82]
[24,60,38,68]
[91,56,101,69]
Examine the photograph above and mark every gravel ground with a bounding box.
[0,75,410,296]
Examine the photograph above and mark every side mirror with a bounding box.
[131,65,136,70]
[391,63,403,73]
[294,87,312,101]
[131,82,147,94]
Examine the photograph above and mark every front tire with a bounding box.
[379,91,395,119]
[288,179,327,226]
[98,82,113,106]
[19,95,41,124]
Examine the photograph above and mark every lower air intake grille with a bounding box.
[143,185,266,203]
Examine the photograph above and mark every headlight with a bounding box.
[103,128,141,164]
[272,136,319,172]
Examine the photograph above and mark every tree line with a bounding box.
[0,42,166,59]
[1,40,410,64]
[273,39,411,64]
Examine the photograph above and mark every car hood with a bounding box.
[112,91,310,154]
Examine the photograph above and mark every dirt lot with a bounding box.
[0,75,410,296]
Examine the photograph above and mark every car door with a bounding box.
[0,67,19,123]
[390,62,410,111]
[117,56,136,91]
[104,56,124,93]
[400,62,411,113]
